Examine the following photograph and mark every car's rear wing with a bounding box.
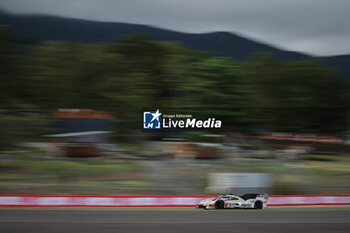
[241,193,268,204]
[256,194,269,204]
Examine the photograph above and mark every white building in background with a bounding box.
[206,172,272,194]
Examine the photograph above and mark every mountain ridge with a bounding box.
[0,9,349,80]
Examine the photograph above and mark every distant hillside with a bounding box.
[321,55,350,81]
[0,10,349,80]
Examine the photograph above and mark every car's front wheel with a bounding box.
[215,200,225,209]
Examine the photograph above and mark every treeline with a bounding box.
[0,27,349,143]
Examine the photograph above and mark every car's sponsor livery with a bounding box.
[196,193,268,210]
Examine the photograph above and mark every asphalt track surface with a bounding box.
[0,206,350,233]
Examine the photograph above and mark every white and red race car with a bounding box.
[196,194,268,210]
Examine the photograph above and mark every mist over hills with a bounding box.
[0,10,349,80]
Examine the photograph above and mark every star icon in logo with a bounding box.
[150,109,162,122]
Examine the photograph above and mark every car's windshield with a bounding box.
[212,195,223,201]
[222,196,235,200]
[212,195,239,201]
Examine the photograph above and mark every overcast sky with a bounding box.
[0,0,349,56]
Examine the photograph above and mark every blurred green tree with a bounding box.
[0,28,349,144]
[242,54,348,133]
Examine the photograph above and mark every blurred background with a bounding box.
[0,0,349,196]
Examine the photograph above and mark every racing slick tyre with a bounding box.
[254,201,263,209]
[214,200,225,209]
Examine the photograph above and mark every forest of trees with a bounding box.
[0,27,349,145]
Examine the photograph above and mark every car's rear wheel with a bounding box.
[215,200,225,209]
[254,201,263,209]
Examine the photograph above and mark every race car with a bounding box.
[196,193,268,210]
